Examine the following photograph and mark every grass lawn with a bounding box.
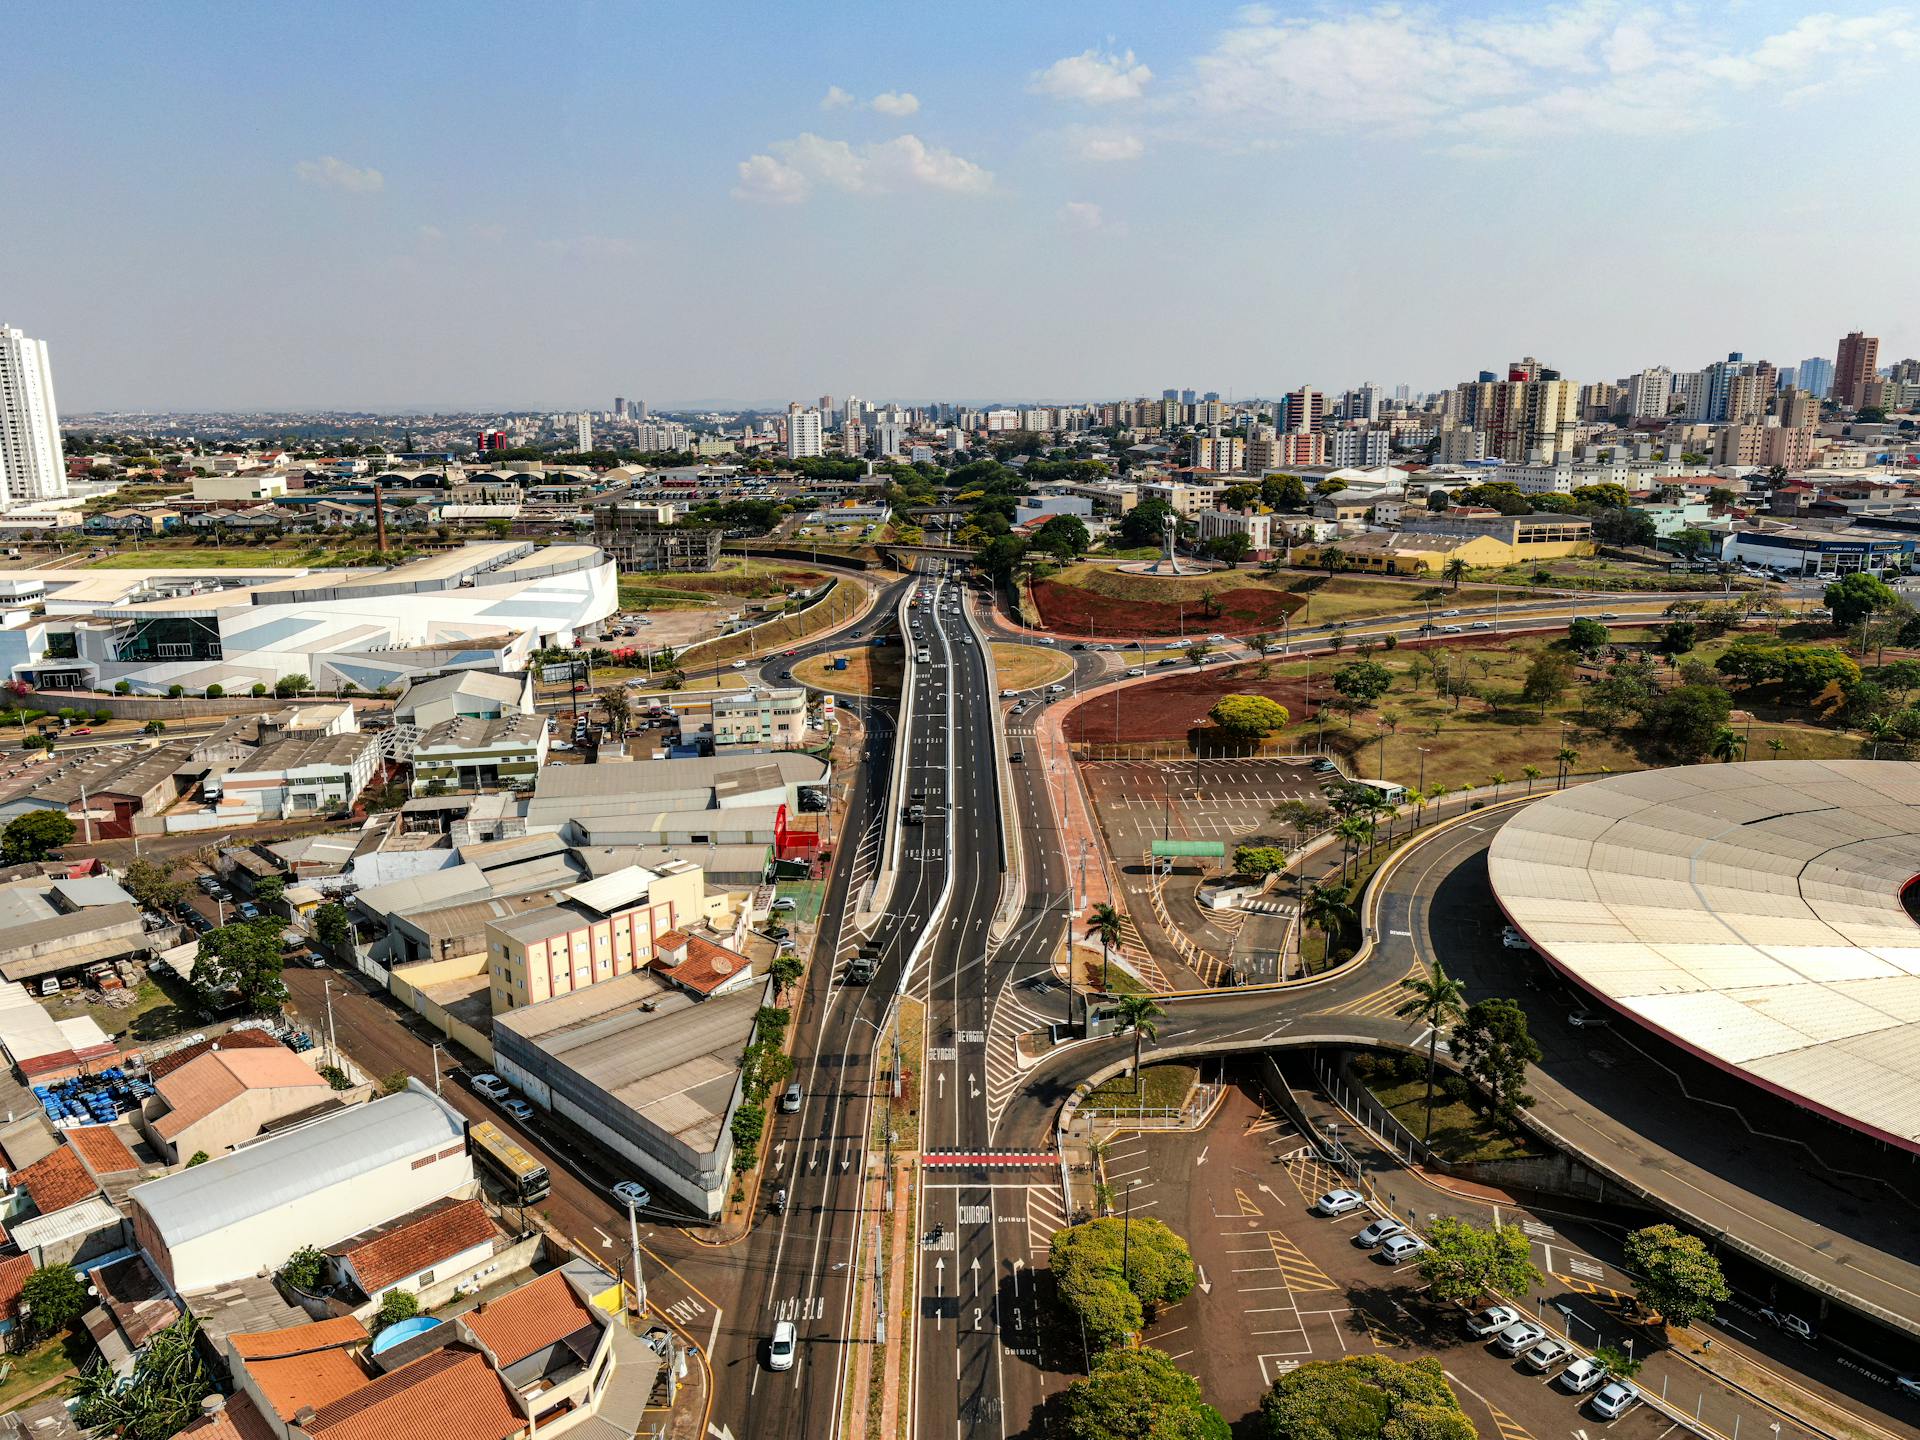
[1365,1074,1542,1163]
[0,1329,90,1410]
[773,879,826,924]
[793,646,903,697]
[1086,1062,1198,1115]
[1282,575,1507,627]
[615,581,712,610]
[617,558,830,612]
[84,546,315,569]
[991,642,1072,691]
[874,996,926,1153]
[683,578,866,666]
[623,672,751,696]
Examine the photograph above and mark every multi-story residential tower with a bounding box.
[785,403,824,459]
[1834,331,1879,408]
[0,324,70,503]
[1627,366,1674,419]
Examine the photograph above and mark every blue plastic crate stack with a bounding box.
[33,1069,156,1127]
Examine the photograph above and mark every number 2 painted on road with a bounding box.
[974,1308,984,1330]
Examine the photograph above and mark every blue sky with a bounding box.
[9,1,1916,411]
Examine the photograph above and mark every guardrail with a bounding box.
[866,583,919,918]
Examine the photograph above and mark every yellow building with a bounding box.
[1293,515,1593,575]
[484,861,714,1013]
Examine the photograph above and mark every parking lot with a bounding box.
[1131,1083,1752,1440]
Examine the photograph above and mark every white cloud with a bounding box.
[1031,46,1152,103]
[869,90,920,117]
[821,85,855,110]
[295,155,384,193]
[1058,201,1106,230]
[1176,3,1920,144]
[1064,126,1144,162]
[732,133,992,203]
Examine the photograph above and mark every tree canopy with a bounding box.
[1050,1216,1197,1351]
[1566,617,1609,655]
[191,917,289,1013]
[1331,660,1392,707]
[1450,998,1540,1120]
[3,810,76,863]
[1259,1356,1475,1440]
[1622,1223,1731,1328]
[1053,1347,1230,1440]
[1825,572,1897,631]
[20,1262,87,1338]
[1119,498,1178,548]
[1233,844,1288,878]
[1209,694,1290,738]
[1415,1215,1542,1306]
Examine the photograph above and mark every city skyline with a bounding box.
[11,0,1918,410]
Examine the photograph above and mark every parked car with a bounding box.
[780,1083,803,1113]
[768,1320,797,1371]
[501,1098,535,1122]
[1353,1218,1404,1248]
[1501,926,1531,950]
[770,897,797,912]
[1467,1305,1521,1337]
[1568,1009,1609,1029]
[1378,1234,1426,1263]
[1559,1357,1606,1393]
[1589,1382,1638,1419]
[1313,1188,1366,1217]
[1521,1337,1571,1372]
[611,1180,652,1211]
[1493,1321,1546,1355]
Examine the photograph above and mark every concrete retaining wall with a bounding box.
[24,690,389,721]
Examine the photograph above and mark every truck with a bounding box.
[904,802,926,824]
[846,948,879,984]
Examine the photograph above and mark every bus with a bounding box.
[468,1120,550,1203]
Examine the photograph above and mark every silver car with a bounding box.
[1353,1218,1404,1248]
[1521,1337,1571,1372]
[1560,1357,1606,1393]
[1493,1320,1546,1355]
[1590,1382,1637,1419]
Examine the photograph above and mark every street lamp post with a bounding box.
[1120,1179,1142,1282]
[623,1196,648,1316]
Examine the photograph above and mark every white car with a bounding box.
[1501,926,1531,950]
[1314,1188,1366,1217]
[471,1073,510,1101]
[611,1180,652,1211]
[1127,667,1145,677]
[1492,1320,1546,1355]
[1035,636,1056,645]
[1000,689,1017,699]
[1521,1337,1571,1372]
[1590,1382,1638,1419]
[501,1098,535,1123]
[1560,1357,1607,1393]
[1467,1305,1521,1337]
[1353,1218,1404,1248]
[1441,624,1464,633]
[731,659,750,669]
[767,1319,796,1371]
[1378,1234,1426,1263]
[1206,633,1228,643]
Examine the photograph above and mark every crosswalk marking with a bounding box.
[1521,1219,1555,1239]
[1568,1256,1604,1280]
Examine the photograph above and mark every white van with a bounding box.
[916,647,931,663]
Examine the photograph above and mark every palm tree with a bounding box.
[1521,763,1542,794]
[1709,726,1746,763]
[1554,746,1579,789]
[1334,816,1374,880]
[1302,883,1353,970]
[1766,736,1786,760]
[600,685,631,738]
[1487,771,1507,801]
[1442,557,1469,591]
[1114,995,1165,1092]
[1404,785,1426,829]
[1088,903,1123,990]
[1863,715,1897,760]
[1395,960,1468,1145]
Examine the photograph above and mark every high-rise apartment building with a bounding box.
[1792,357,1832,403]
[1189,434,1245,473]
[1726,372,1771,426]
[1344,382,1380,422]
[1626,367,1673,419]
[785,403,824,459]
[1278,387,1325,435]
[0,324,70,503]
[1777,387,1819,432]
[477,428,509,453]
[1326,427,1390,467]
[1834,331,1880,408]
[613,396,628,419]
[574,414,593,452]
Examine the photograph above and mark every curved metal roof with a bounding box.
[1487,760,1920,1154]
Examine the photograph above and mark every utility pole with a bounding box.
[429,1041,445,1095]
[322,978,339,1069]
[624,1197,648,1316]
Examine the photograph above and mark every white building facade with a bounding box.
[0,325,70,505]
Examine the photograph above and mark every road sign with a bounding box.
[541,660,588,683]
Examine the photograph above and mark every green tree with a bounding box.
[1034,513,1092,560]
[768,952,805,999]
[122,857,187,911]
[1395,961,1468,1145]
[1303,882,1354,964]
[1114,994,1165,1090]
[1119,498,1178,548]
[253,874,286,907]
[1415,1215,1542,1306]
[20,1262,87,1338]
[274,672,310,698]
[373,1289,421,1333]
[1261,473,1309,511]
[1209,694,1290,739]
[1643,683,1732,761]
[977,534,1028,582]
[1622,1223,1731,1328]
[1051,1216,1197,1350]
[2,809,76,863]
[1442,557,1469,590]
[186,1150,210,1167]
[1185,640,1213,667]
[1656,620,1698,659]
[1519,650,1573,715]
[1054,1346,1229,1440]
[1708,726,1746,763]
[1450,999,1541,1121]
[1064,892,1114,986]
[1331,660,1392,709]
[1567,617,1609,655]
[1825,572,1897,631]
[191,917,289,1012]
[1233,845,1287,878]
[72,1313,212,1440]
[277,1245,326,1291]
[1259,1355,1475,1440]
[1203,532,1252,568]
[314,901,351,957]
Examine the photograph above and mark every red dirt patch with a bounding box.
[1064,663,1325,744]
[1032,578,1302,638]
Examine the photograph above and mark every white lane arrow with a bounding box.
[934,1256,946,1331]
[1197,1264,1212,1295]
[937,1072,946,1100]
[709,1425,737,1440]
[968,1074,980,1099]
[1195,1145,1209,1167]
[772,1140,786,1172]
[971,1257,981,1294]
[1012,1259,1026,1297]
